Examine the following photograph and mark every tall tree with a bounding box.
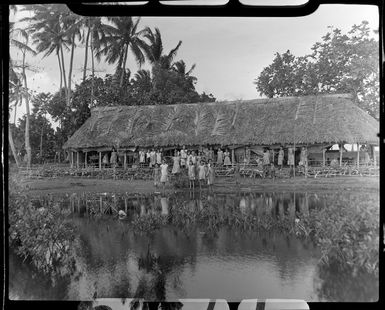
[97,17,147,88]
[10,24,37,169]
[32,93,53,159]
[143,27,182,70]
[24,4,71,98]
[254,21,379,119]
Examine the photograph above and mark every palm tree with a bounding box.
[23,4,71,97]
[97,17,147,88]
[8,72,25,167]
[23,4,80,106]
[63,13,83,106]
[31,18,71,96]
[143,27,182,70]
[10,25,37,169]
[172,60,196,80]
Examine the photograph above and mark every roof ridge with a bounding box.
[90,93,353,114]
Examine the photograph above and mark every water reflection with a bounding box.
[10,191,377,301]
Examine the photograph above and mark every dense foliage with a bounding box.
[9,178,77,277]
[255,21,379,119]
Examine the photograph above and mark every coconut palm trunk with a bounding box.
[90,34,95,106]
[9,127,20,167]
[83,27,91,82]
[21,51,31,169]
[57,52,63,91]
[40,125,44,161]
[67,32,76,106]
[119,44,129,88]
[60,46,68,98]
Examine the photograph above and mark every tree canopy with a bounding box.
[254,21,379,119]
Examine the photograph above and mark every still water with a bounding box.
[9,191,378,301]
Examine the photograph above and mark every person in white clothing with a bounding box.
[160,159,168,193]
[180,145,187,168]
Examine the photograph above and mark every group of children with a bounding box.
[153,156,216,191]
[187,159,216,190]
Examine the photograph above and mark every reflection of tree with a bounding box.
[136,243,187,300]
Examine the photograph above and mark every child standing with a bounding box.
[188,160,195,190]
[153,163,160,188]
[156,149,162,165]
[102,153,109,168]
[207,160,215,191]
[160,159,168,193]
[278,146,284,170]
[198,161,206,190]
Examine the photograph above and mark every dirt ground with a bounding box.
[17,175,379,195]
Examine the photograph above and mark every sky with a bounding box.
[9,3,379,127]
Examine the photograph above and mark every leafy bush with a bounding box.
[9,179,77,276]
[297,193,379,275]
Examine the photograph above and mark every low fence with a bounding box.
[16,161,379,181]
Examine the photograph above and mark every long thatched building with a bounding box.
[63,93,379,168]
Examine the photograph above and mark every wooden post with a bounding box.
[85,151,88,169]
[357,143,360,168]
[272,149,275,165]
[124,152,127,170]
[231,148,235,165]
[99,151,102,171]
[76,151,80,169]
[293,143,296,178]
[339,143,343,167]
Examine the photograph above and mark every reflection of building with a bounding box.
[63,94,378,169]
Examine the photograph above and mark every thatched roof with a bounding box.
[63,93,379,150]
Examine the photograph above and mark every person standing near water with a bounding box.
[263,148,270,178]
[102,153,109,168]
[150,149,156,168]
[224,149,231,166]
[139,149,145,167]
[172,150,181,174]
[278,146,284,170]
[110,147,118,179]
[198,161,206,190]
[287,147,295,177]
[160,159,168,193]
[180,145,187,168]
[153,163,160,188]
[146,149,151,166]
[188,159,196,190]
[156,149,162,165]
[217,148,223,166]
[207,159,215,191]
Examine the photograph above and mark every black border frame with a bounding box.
[2,1,384,310]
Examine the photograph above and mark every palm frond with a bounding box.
[211,110,228,136]
[186,63,196,76]
[167,40,182,63]
[159,105,182,132]
[11,39,37,55]
[193,105,210,137]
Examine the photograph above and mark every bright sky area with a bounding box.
[9,3,379,132]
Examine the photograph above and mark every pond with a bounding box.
[9,190,379,301]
